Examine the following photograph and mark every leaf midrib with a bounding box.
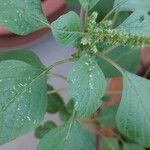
[0,70,46,113]
[126,75,150,123]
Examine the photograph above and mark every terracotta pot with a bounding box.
[0,0,67,50]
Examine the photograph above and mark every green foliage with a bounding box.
[114,0,150,36]
[83,14,150,47]
[102,137,120,150]
[37,119,95,150]
[101,95,111,101]
[47,85,64,113]
[0,60,47,145]
[91,0,114,20]
[0,49,44,69]
[68,53,106,117]
[59,107,71,122]
[0,0,150,149]
[59,99,74,122]
[0,0,49,35]
[97,46,140,77]
[65,0,79,5]
[51,11,81,47]
[79,0,100,10]
[98,105,118,128]
[66,99,74,114]
[35,121,57,139]
[116,71,150,147]
[122,142,145,150]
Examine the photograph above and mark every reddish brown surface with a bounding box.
[100,127,114,137]
[104,78,123,108]
[0,0,67,50]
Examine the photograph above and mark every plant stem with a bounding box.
[144,66,150,78]
[102,9,114,21]
[52,73,67,81]
[96,52,123,74]
[96,108,101,150]
[102,45,119,54]
[113,132,124,144]
[45,58,73,73]
[96,135,100,150]
[102,0,128,21]
[80,8,85,30]
[111,12,118,28]
[80,8,88,31]
[47,87,67,94]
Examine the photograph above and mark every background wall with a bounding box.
[1,33,75,150]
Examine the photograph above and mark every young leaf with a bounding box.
[68,53,106,117]
[0,49,44,69]
[97,46,140,77]
[0,60,47,145]
[101,95,111,101]
[0,0,49,35]
[51,11,81,47]
[66,99,74,114]
[97,105,118,128]
[47,85,64,113]
[123,142,145,150]
[79,0,100,11]
[59,107,71,122]
[37,120,94,150]
[35,121,57,139]
[116,71,150,147]
[59,100,74,122]
[102,137,120,150]
[114,0,150,36]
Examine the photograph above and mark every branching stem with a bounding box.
[96,52,123,74]
[52,73,67,81]
[45,58,73,73]
[47,87,67,94]
[102,45,119,54]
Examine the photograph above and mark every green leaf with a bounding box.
[0,60,47,145]
[101,95,111,102]
[116,71,150,147]
[97,46,140,77]
[114,0,150,13]
[59,107,71,122]
[51,11,81,47]
[37,120,94,150]
[91,0,114,20]
[66,99,74,114]
[35,121,57,139]
[68,53,106,117]
[97,105,118,128]
[47,85,64,113]
[102,137,120,150]
[114,0,150,36]
[0,0,49,35]
[79,0,100,10]
[0,49,44,69]
[59,100,74,122]
[65,0,79,5]
[123,142,145,150]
